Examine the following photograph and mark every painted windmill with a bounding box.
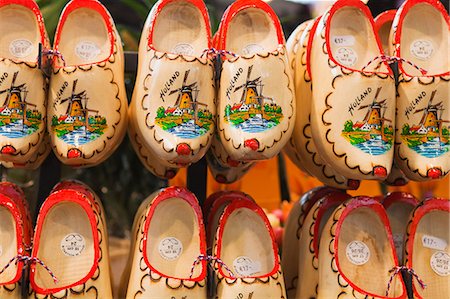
[358,87,391,138]
[61,80,98,136]
[234,65,262,107]
[0,72,26,112]
[169,70,206,125]
[414,90,449,143]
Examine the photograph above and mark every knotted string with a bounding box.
[189,254,235,279]
[385,266,426,297]
[42,49,67,67]
[362,55,427,75]
[201,44,284,60]
[0,255,58,284]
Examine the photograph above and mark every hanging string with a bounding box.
[362,55,427,75]
[385,266,426,297]
[0,255,58,284]
[201,44,284,60]
[41,49,67,67]
[189,254,235,279]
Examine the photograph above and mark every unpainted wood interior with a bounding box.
[400,3,448,76]
[0,5,40,62]
[34,202,94,289]
[337,207,403,297]
[0,206,18,283]
[146,197,203,279]
[152,2,208,56]
[412,210,450,299]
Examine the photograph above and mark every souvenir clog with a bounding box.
[295,191,350,299]
[383,192,418,262]
[211,199,287,298]
[281,186,342,297]
[384,162,409,186]
[287,17,361,190]
[216,0,295,162]
[0,0,49,167]
[125,187,207,298]
[309,0,395,181]
[0,182,31,299]
[374,10,397,56]
[317,197,407,298]
[28,183,112,298]
[202,190,228,218]
[130,0,215,168]
[391,0,450,181]
[48,0,128,167]
[206,136,254,184]
[403,198,450,299]
[129,98,179,179]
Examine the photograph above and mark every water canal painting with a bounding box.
[0,72,42,138]
[51,79,107,146]
[155,70,213,139]
[342,87,394,156]
[224,65,283,133]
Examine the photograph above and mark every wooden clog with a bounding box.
[374,10,397,56]
[0,182,31,299]
[130,0,215,168]
[317,197,407,298]
[384,162,409,186]
[211,199,287,298]
[383,192,418,262]
[216,0,295,162]
[125,187,207,299]
[28,183,112,298]
[281,186,342,297]
[0,0,49,167]
[309,0,395,181]
[287,17,361,190]
[206,136,254,184]
[391,0,450,181]
[48,0,128,167]
[403,198,450,299]
[295,191,350,299]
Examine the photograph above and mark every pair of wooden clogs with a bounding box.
[283,188,449,299]
[130,0,295,182]
[285,0,449,184]
[0,0,128,168]
[120,188,287,298]
[0,180,112,298]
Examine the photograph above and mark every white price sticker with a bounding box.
[346,241,370,265]
[158,237,183,260]
[332,35,355,47]
[430,251,450,276]
[60,233,85,257]
[410,40,434,60]
[75,41,101,61]
[335,47,357,67]
[422,235,447,251]
[233,256,261,276]
[9,39,33,58]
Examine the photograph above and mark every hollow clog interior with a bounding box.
[0,5,40,62]
[378,20,393,56]
[386,202,415,262]
[146,197,203,279]
[152,2,208,56]
[337,207,403,297]
[221,208,274,278]
[0,206,18,283]
[412,210,449,299]
[400,3,448,76]
[34,202,95,289]
[329,7,388,72]
[226,8,279,55]
[57,7,111,66]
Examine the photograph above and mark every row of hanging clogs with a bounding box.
[0,181,287,298]
[282,188,450,299]
[0,0,295,176]
[284,0,449,188]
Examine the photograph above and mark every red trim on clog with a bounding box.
[383,192,418,210]
[334,196,407,298]
[312,192,350,258]
[0,194,24,285]
[29,189,100,294]
[147,0,212,51]
[374,9,397,34]
[53,0,115,68]
[393,0,450,77]
[203,190,228,218]
[207,192,254,242]
[216,199,280,279]
[142,186,207,281]
[0,0,47,46]
[216,0,284,51]
[405,198,450,299]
